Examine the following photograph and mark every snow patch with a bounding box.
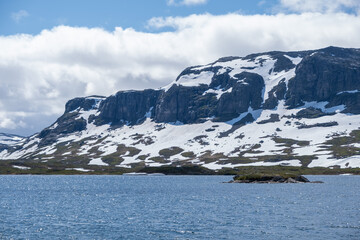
[284,55,303,65]
[12,165,31,170]
[203,87,233,99]
[301,101,345,113]
[203,160,302,170]
[65,168,94,172]
[163,71,214,91]
[308,155,360,168]
[88,158,109,166]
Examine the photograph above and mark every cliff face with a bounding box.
[96,89,161,125]
[49,46,360,130]
[285,47,360,110]
[1,46,360,170]
[96,47,360,126]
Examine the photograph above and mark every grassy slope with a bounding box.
[1,159,359,175]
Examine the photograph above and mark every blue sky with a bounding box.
[1,0,278,35]
[0,0,360,136]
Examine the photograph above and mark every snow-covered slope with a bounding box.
[0,133,25,145]
[1,47,360,170]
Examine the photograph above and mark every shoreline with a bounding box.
[0,164,360,175]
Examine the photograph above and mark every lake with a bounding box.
[0,175,359,239]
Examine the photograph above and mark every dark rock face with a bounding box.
[215,72,264,121]
[272,54,296,73]
[65,96,104,113]
[155,85,215,123]
[95,89,161,125]
[327,92,360,114]
[286,47,360,109]
[230,174,317,183]
[295,107,331,119]
[235,113,255,125]
[154,71,264,123]
[0,144,9,152]
[39,112,87,146]
[257,114,280,124]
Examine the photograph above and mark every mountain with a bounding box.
[1,46,360,173]
[0,133,25,145]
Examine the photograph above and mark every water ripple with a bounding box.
[0,175,359,239]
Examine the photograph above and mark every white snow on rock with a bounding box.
[65,168,94,172]
[203,86,233,99]
[0,133,25,145]
[308,155,360,168]
[12,165,31,170]
[99,144,118,156]
[163,71,214,91]
[177,71,214,87]
[203,160,302,170]
[284,55,303,65]
[48,123,58,130]
[163,54,303,101]
[210,55,302,101]
[88,158,109,166]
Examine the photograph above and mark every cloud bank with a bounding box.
[1,12,360,135]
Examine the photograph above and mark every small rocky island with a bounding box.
[228,174,323,183]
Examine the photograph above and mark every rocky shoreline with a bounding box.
[227,174,324,183]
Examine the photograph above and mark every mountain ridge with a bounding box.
[1,46,360,172]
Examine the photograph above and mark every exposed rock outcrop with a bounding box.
[65,96,105,113]
[95,89,161,125]
[286,47,360,109]
[229,174,323,183]
[38,112,87,147]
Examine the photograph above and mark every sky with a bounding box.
[0,0,360,136]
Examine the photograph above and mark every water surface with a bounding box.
[0,175,359,239]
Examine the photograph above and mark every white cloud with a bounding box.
[1,12,360,135]
[279,0,360,13]
[11,10,29,23]
[167,0,208,6]
[0,118,17,129]
[0,112,27,129]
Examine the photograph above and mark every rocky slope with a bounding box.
[1,46,360,172]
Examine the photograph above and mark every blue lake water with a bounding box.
[0,175,359,239]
